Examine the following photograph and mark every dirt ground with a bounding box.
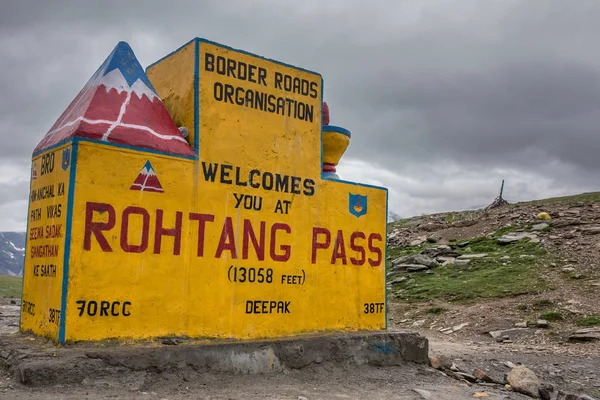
[1,336,598,399]
[1,295,599,400]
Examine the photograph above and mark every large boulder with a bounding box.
[568,327,600,342]
[507,366,541,398]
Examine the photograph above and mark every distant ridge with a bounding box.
[0,232,25,276]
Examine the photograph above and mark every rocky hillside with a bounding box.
[0,232,25,276]
[386,191,600,350]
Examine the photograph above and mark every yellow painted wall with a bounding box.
[65,141,386,341]
[23,39,388,343]
[146,40,197,149]
[20,144,72,340]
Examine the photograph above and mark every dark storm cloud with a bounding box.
[1,0,599,228]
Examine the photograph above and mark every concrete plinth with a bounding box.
[0,331,428,386]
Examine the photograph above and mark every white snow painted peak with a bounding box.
[140,162,157,176]
[99,68,158,100]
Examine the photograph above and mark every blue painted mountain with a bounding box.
[0,232,25,276]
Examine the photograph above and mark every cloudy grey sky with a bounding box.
[1,0,599,230]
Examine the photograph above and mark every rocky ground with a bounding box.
[384,192,600,399]
[0,313,597,399]
[1,192,600,399]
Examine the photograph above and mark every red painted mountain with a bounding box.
[130,161,164,193]
[34,42,194,157]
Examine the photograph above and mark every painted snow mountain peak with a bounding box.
[34,41,194,157]
[103,42,157,90]
[130,160,164,193]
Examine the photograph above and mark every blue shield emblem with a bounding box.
[61,148,70,171]
[349,193,368,218]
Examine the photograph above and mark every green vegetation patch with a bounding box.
[540,311,563,322]
[533,299,555,308]
[427,306,447,314]
[576,316,600,327]
[390,231,551,303]
[0,275,22,298]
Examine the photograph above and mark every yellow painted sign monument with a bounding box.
[20,39,388,343]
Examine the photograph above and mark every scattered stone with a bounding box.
[393,264,423,272]
[556,392,578,400]
[501,256,511,260]
[426,236,438,243]
[457,241,470,248]
[298,396,309,400]
[392,254,439,269]
[507,366,541,398]
[454,259,471,266]
[538,383,554,400]
[442,258,456,266]
[515,322,528,328]
[504,361,517,369]
[473,368,499,384]
[439,327,453,334]
[452,322,469,332]
[457,253,488,260]
[161,338,179,345]
[563,232,577,239]
[453,220,479,228]
[489,328,528,339]
[536,320,549,328]
[429,355,452,370]
[455,372,477,382]
[581,226,600,235]
[562,267,576,273]
[388,276,407,285]
[498,232,540,245]
[577,395,598,400]
[422,245,459,258]
[388,229,401,240]
[532,223,549,231]
[568,327,600,342]
[473,393,489,398]
[406,265,429,272]
[412,389,432,399]
[410,236,427,246]
[412,319,426,327]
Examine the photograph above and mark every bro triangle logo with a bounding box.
[349,193,367,218]
[130,161,164,193]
